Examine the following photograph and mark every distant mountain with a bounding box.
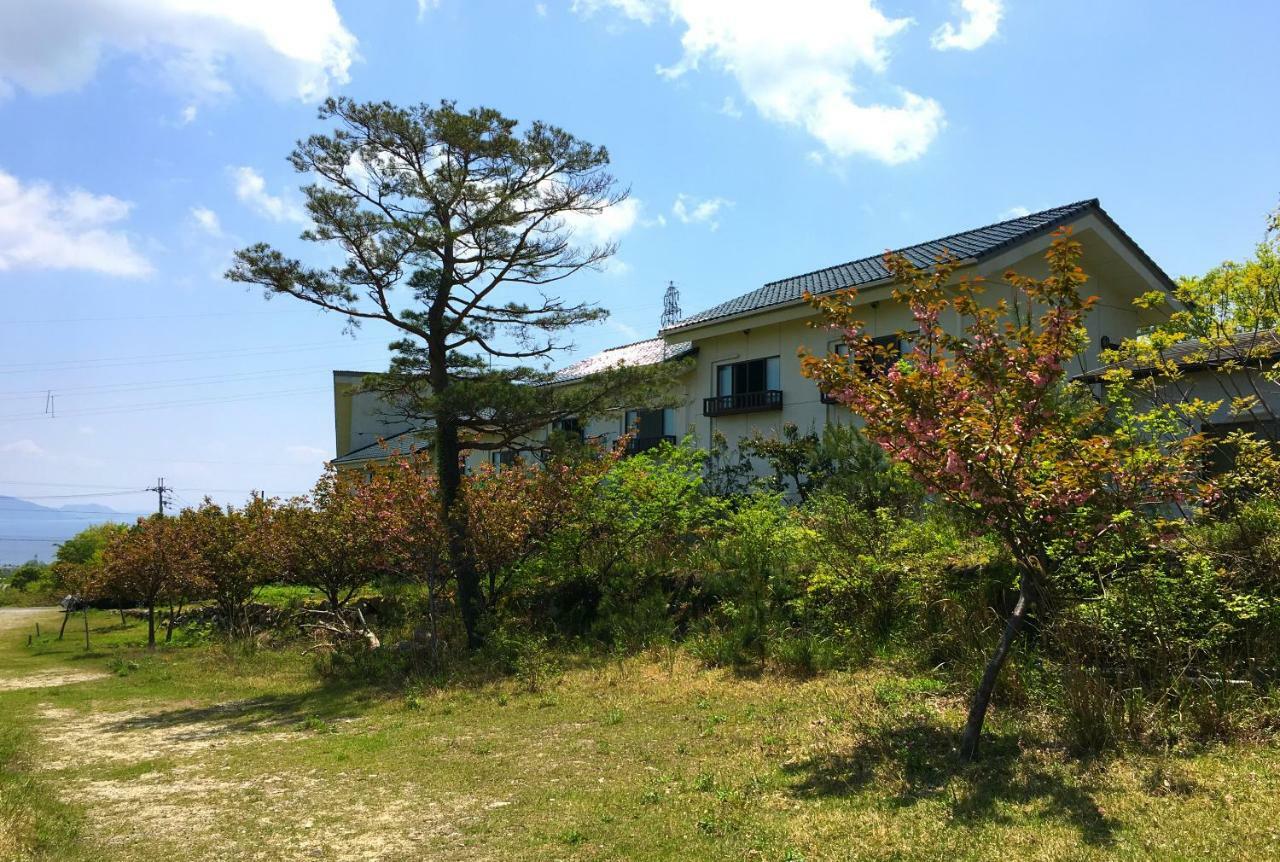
[0,496,143,565]
[59,502,118,514]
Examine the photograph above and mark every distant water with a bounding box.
[0,497,143,565]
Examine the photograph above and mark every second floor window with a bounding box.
[716,356,780,397]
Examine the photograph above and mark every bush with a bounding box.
[5,560,50,592]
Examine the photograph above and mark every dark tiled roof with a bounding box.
[665,199,1133,332]
[1076,329,1280,383]
[549,337,695,384]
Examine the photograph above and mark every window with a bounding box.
[819,343,849,404]
[716,356,780,397]
[819,334,916,403]
[490,450,519,468]
[862,334,906,374]
[1202,417,1280,474]
[550,416,584,442]
[624,408,676,453]
[704,356,783,416]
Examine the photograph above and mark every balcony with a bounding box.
[626,434,676,455]
[703,389,783,417]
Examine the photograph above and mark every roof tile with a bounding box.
[665,199,1101,331]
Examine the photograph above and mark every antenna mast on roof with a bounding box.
[660,280,682,329]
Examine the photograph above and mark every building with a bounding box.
[333,199,1176,469]
[1076,328,1280,449]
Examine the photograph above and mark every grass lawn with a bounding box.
[2,607,1279,861]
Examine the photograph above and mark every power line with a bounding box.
[0,341,376,375]
[0,365,338,400]
[0,308,315,326]
[0,505,143,516]
[0,386,330,422]
[0,480,142,490]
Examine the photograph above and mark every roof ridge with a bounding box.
[592,335,664,352]
[758,198,1098,289]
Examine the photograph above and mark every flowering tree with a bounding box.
[359,454,452,651]
[461,448,619,616]
[101,516,199,649]
[277,467,392,610]
[52,522,130,624]
[802,229,1197,759]
[180,497,282,635]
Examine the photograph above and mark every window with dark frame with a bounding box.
[818,333,915,404]
[550,416,584,442]
[1201,417,1280,474]
[624,408,676,454]
[704,355,783,416]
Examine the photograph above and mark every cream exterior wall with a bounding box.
[1124,368,1280,427]
[335,214,1176,470]
[662,217,1173,464]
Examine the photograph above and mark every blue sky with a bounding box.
[0,0,1277,519]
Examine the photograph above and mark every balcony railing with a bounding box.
[703,389,783,417]
[626,434,676,455]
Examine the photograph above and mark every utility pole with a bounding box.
[146,478,173,516]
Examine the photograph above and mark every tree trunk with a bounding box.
[147,600,157,650]
[437,418,483,649]
[959,579,1033,761]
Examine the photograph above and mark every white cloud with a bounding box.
[535,3,549,16]
[190,206,222,236]
[1,439,45,457]
[416,0,440,20]
[572,0,662,25]
[932,0,1003,51]
[559,196,643,247]
[0,0,357,104]
[719,96,743,118]
[0,169,152,277]
[180,104,198,124]
[578,0,945,164]
[999,205,1031,219]
[672,193,731,230]
[229,166,306,224]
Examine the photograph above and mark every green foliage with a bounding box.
[54,522,127,567]
[691,494,817,673]
[741,422,920,511]
[0,724,81,860]
[5,559,50,592]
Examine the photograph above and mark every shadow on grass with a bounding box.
[106,680,383,737]
[784,716,1117,847]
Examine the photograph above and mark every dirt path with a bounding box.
[0,606,109,690]
[0,605,61,636]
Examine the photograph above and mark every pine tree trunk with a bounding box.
[959,579,1033,761]
[437,419,483,649]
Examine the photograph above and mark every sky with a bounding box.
[0,0,1278,522]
